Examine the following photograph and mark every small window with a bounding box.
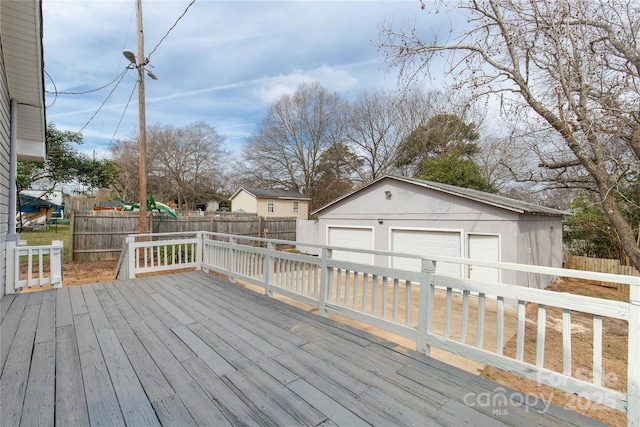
[293,201,299,213]
[267,200,274,213]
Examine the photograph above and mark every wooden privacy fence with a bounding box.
[69,210,297,261]
[564,254,638,292]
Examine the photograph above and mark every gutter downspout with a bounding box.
[8,99,18,242]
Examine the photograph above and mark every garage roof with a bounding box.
[231,186,310,200]
[312,175,568,216]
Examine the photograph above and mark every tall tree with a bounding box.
[314,142,361,209]
[381,0,640,270]
[345,89,406,183]
[419,150,495,192]
[111,121,229,209]
[242,82,347,209]
[17,123,119,197]
[395,113,480,177]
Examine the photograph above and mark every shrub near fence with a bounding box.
[69,210,297,261]
[564,254,638,292]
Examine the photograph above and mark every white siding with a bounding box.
[1,45,10,296]
[231,189,257,213]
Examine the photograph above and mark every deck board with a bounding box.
[0,271,607,426]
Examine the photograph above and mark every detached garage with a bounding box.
[307,175,566,289]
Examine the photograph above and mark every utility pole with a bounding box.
[135,0,147,235]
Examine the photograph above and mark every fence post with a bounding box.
[126,235,136,279]
[5,240,17,294]
[417,259,436,356]
[628,282,640,427]
[228,236,236,283]
[318,248,332,317]
[51,240,63,288]
[265,241,275,297]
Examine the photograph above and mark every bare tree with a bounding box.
[112,121,228,209]
[346,88,405,183]
[242,82,347,210]
[148,121,228,209]
[381,0,640,269]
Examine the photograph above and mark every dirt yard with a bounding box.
[51,261,628,426]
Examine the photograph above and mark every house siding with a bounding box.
[258,198,308,219]
[1,44,11,296]
[231,190,257,213]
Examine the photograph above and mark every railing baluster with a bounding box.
[460,290,469,345]
[496,296,504,355]
[444,287,452,339]
[362,273,368,314]
[405,280,411,327]
[536,304,547,367]
[516,300,526,362]
[562,309,572,376]
[392,279,399,322]
[476,293,485,349]
[593,315,602,386]
[371,275,378,315]
[382,276,388,319]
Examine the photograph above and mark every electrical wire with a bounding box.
[77,68,131,134]
[44,69,58,107]
[108,79,138,148]
[147,0,196,59]
[45,68,128,96]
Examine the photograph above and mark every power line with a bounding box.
[77,68,131,134]
[108,79,138,150]
[147,0,196,59]
[45,69,128,96]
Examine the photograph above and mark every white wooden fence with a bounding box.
[119,231,640,426]
[5,240,63,294]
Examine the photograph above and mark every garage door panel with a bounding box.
[328,227,373,265]
[392,230,462,277]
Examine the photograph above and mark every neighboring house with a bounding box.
[301,175,566,289]
[230,187,310,220]
[1,0,47,297]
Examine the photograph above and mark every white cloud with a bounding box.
[257,65,358,103]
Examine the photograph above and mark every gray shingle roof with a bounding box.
[312,175,568,216]
[240,187,310,200]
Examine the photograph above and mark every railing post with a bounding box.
[126,235,136,279]
[628,283,640,427]
[319,248,332,317]
[5,240,17,294]
[51,240,63,288]
[195,232,203,271]
[417,259,436,356]
[265,242,275,297]
[228,236,236,283]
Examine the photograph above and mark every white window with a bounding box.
[267,200,274,213]
[293,201,299,213]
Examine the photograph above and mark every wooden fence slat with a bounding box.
[70,211,297,261]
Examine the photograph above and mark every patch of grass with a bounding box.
[19,225,71,260]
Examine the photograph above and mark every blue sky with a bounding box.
[42,1,453,159]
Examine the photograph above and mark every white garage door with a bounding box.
[468,234,500,283]
[328,227,373,265]
[392,229,462,277]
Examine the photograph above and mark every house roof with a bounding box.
[1,0,46,161]
[231,186,310,201]
[312,175,568,217]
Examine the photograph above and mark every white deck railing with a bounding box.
[5,240,63,294]
[120,231,639,426]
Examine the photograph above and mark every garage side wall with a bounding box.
[516,215,564,289]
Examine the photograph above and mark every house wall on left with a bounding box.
[1,42,11,297]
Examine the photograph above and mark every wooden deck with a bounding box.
[1,271,604,426]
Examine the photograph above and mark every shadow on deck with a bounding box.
[1,271,605,426]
